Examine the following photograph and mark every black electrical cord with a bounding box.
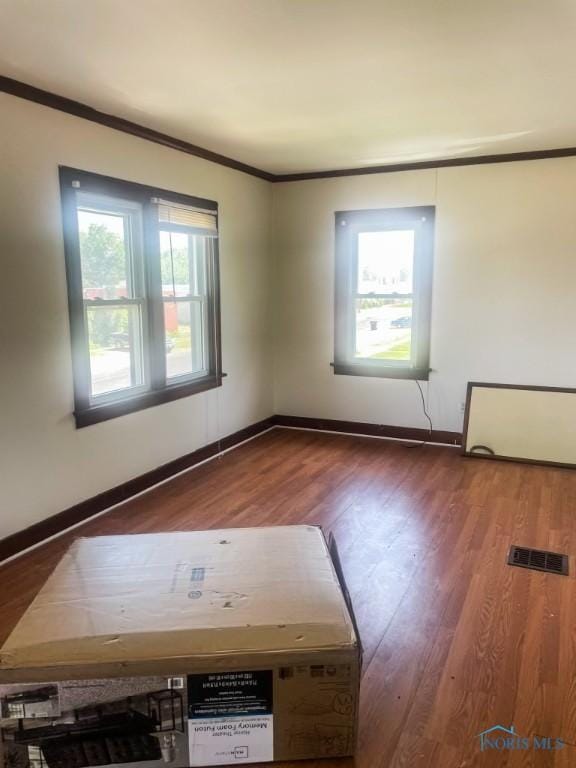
[402,379,434,449]
[415,379,433,440]
[469,444,495,455]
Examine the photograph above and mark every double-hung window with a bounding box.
[60,168,221,427]
[334,206,434,380]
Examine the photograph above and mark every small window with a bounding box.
[334,206,434,380]
[60,168,222,427]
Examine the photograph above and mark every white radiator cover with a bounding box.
[464,383,576,466]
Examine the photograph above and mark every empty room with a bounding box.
[1,2,576,767]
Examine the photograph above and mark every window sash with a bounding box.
[352,297,416,367]
[83,297,149,403]
[355,227,415,297]
[77,193,146,301]
[163,296,209,381]
[156,230,214,386]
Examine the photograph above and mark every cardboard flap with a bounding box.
[0,526,358,676]
[327,532,363,664]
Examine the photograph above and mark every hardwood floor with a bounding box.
[1,427,576,767]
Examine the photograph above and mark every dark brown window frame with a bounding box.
[59,167,222,428]
[334,206,434,381]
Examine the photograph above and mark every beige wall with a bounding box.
[272,158,576,432]
[3,90,576,542]
[0,94,273,540]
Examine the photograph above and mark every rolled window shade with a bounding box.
[154,198,218,236]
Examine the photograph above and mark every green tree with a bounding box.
[80,223,126,291]
[80,224,128,347]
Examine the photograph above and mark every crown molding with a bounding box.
[2,75,576,183]
[0,75,274,181]
[273,146,576,181]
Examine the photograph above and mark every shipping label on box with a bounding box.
[187,670,273,765]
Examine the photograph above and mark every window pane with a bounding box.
[357,230,414,294]
[78,209,136,300]
[160,231,206,298]
[355,299,412,361]
[86,305,145,396]
[28,746,44,768]
[164,301,206,379]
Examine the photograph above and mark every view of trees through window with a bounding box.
[78,210,204,396]
[80,220,130,347]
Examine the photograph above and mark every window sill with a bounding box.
[75,375,223,428]
[332,363,429,381]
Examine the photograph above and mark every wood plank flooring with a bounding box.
[2,427,576,767]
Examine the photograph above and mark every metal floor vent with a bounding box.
[508,545,569,576]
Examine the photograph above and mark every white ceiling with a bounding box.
[1,0,576,175]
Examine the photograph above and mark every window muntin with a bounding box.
[334,207,434,380]
[60,168,221,427]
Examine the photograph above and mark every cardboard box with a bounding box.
[0,525,361,767]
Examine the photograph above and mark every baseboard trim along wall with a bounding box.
[0,415,462,565]
[274,415,462,446]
